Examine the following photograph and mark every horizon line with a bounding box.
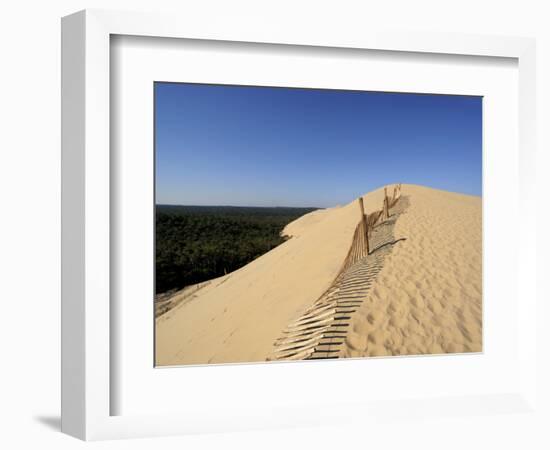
[155,184,482,209]
[156,203,324,209]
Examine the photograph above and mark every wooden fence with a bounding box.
[269,184,404,361]
[341,184,402,271]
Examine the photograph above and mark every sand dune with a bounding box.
[155,184,482,366]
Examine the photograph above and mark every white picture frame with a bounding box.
[61,9,537,441]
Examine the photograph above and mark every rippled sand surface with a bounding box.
[341,185,482,358]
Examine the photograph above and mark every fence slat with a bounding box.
[358,197,369,255]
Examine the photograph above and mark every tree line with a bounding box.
[156,205,317,294]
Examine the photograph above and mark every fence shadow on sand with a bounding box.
[269,186,410,361]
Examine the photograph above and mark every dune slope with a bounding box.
[155,187,389,365]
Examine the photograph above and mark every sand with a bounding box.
[340,185,482,357]
[155,184,482,366]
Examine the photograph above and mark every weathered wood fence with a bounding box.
[341,184,402,271]
[269,184,404,361]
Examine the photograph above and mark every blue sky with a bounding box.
[155,83,482,207]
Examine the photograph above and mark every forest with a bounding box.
[155,205,318,294]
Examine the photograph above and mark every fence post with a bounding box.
[358,197,369,255]
[383,187,389,219]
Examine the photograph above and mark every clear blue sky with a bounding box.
[155,82,482,207]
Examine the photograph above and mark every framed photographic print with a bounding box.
[61,9,538,441]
